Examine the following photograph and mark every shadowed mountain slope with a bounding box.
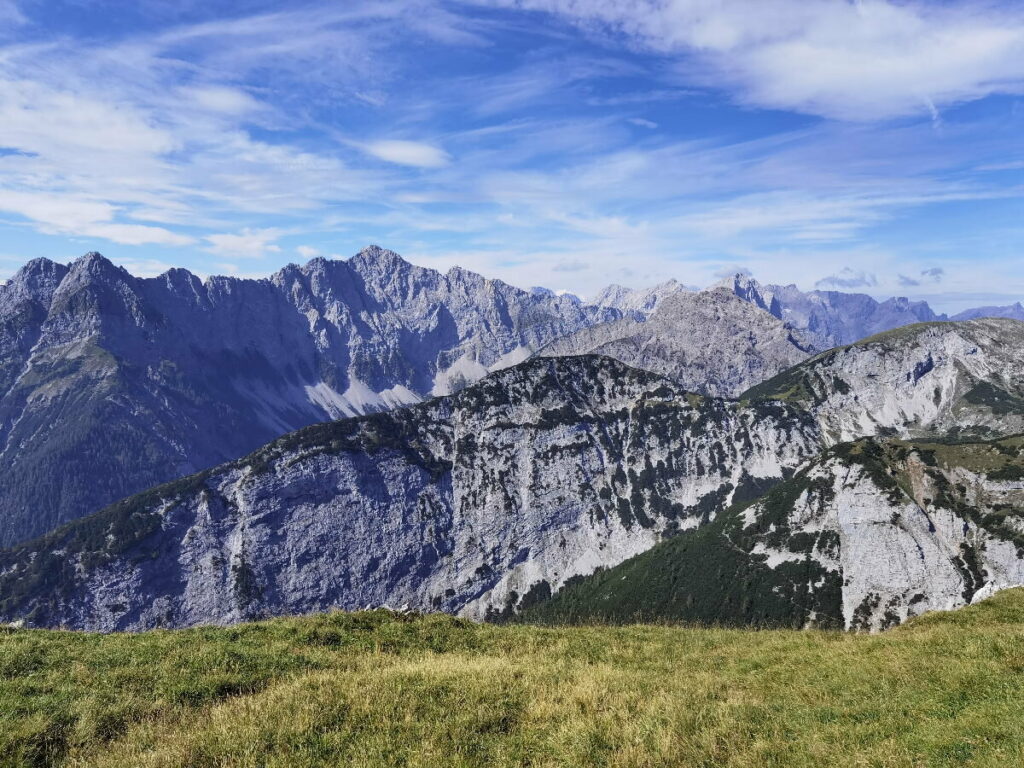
[0,248,617,546]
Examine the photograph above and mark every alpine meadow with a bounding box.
[2,1,1024,766]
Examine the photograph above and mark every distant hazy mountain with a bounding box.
[952,302,1024,321]
[715,273,947,349]
[0,247,618,546]
[591,280,688,317]
[540,286,816,398]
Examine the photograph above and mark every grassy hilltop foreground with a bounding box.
[4,591,1024,767]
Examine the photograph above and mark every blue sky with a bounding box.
[0,0,1022,311]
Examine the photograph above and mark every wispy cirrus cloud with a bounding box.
[489,0,1024,121]
[360,140,451,168]
[0,0,1019,312]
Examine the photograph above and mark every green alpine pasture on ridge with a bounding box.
[4,588,1024,767]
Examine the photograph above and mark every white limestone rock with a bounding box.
[743,318,1024,442]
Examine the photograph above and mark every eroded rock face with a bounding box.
[0,356,822,631]
[522,435,1024,632]
[743,319,1024,442]
[737,438,1024,630]
[0,248,619,546]
[540,288,816,398]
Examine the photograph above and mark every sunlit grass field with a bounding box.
[4,589,1024,767]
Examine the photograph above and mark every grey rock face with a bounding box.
[715,273,947,349]
[527,433,1024,631]
[737,437,1024,630]
[540,288,816,398]
[743,319,1024,442]
[0,356,823,631]
[0,248,619,546]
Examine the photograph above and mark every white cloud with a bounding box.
[205,228,283,259]
[815,267,878,290]
[494,0,1024,121]
[296,245,322,259]
[177,85,263,116]
[82,223,194,246]
[0,190,193,245]
[361,140,451,168]
[899,266,946,287]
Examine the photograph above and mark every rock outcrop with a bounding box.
[590,280,688,317]
[523,435,1024,631]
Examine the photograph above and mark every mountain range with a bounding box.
[0,247,617,546]
[1,247,1022,632]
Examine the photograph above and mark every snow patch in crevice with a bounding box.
[304,379,423,419]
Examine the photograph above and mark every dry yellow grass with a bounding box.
[4,589,1024,767]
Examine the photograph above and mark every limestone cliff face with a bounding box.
[0,356,822,631]
[540,288,816,398]
[523,435,1024,632]
[742,319,1024,442]
[0,248,618,546]
[737,438,1024,630]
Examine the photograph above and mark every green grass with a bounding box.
[4,591,1024,767]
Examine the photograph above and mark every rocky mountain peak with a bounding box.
[0,246,623,545]
[12,256,62,279]
[592,279,687,316]
[742,317,1024,442]
[65,251,131,284]
[2,257,69,302]
[711,272,776,313]
[879,296,944,322]
[350,244,411,272]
